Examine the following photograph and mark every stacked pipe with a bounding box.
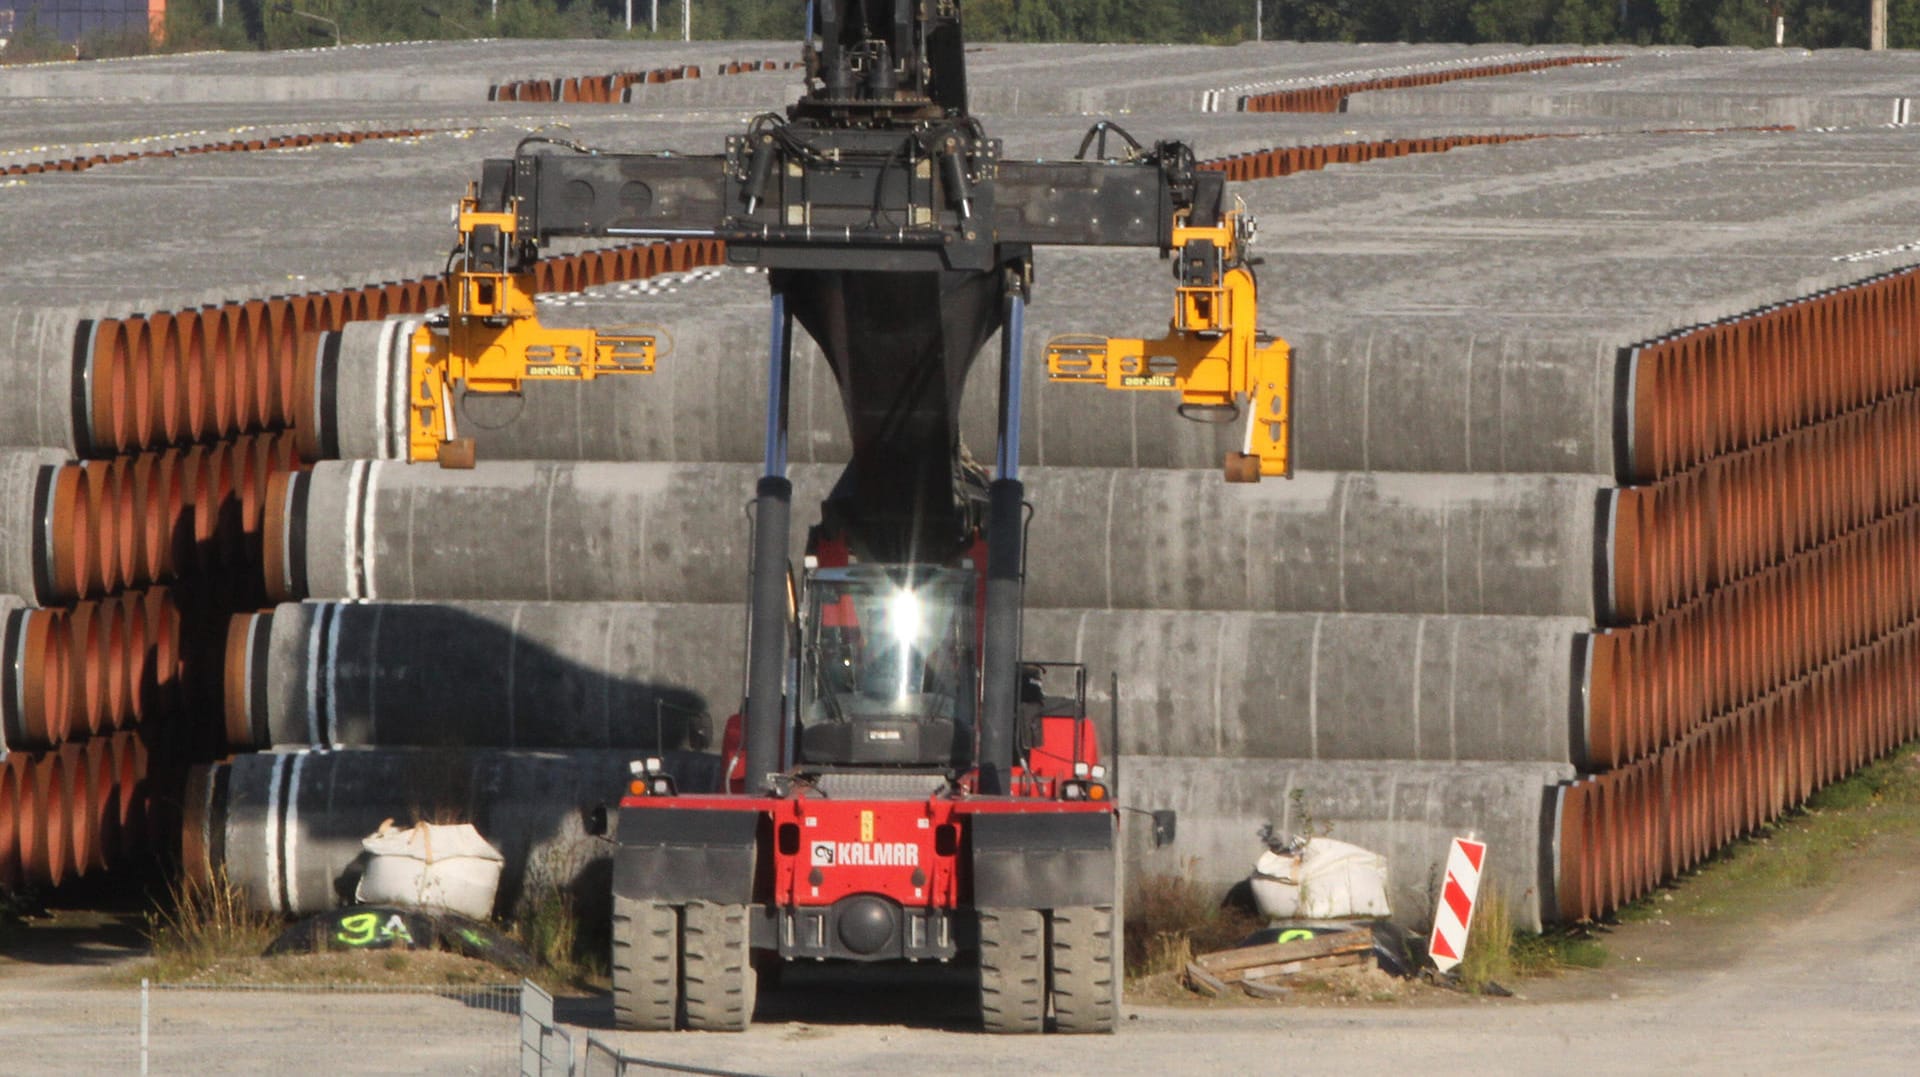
[1202,133,1553,180]
[0,234,727,893]
[4,589,181,751]
[0,733,152,891]
[0,129,430,179]
[1240,55,1621,113]
[486,57,799,104]
[1555,264,1920,920]
[490,63,701,103]
[241,133,1920,930]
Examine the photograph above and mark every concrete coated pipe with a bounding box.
[305,270,1624,478]
[187,748,724,917]
[0,451,72,604]
[1117,756,1574,931]
[0,308,87,454]
[228,600,1591,768]
[305,301,1251,472]
[266,460,1608,618]
[1031,609,1590,766]
[303,302,864,467]
[225,601,740,751]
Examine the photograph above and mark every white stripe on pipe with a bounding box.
[359,460,384,600]
[326,604,345,748]
[263,752,289,915]
[302,607,323,748]
[392,318,423,461]
[372,317,399,459]
[283,751,309,914]
[342,460,368,601]
[278,477,300,600]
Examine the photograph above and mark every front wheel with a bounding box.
[680,901,757,1032]
[978,907,1046,1034]
[1048,905,1117,1033]
[610,897,678,1031]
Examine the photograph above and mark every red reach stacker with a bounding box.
[422,0,1291,1034]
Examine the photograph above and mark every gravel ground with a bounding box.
[3,831,1915,1076]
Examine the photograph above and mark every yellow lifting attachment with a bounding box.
[1044,199,1291,483]
[405,186,659,466]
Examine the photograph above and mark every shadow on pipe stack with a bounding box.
[184,748,723,920]
[223,601,736,752]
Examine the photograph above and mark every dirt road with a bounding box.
[4,835,1917,1075]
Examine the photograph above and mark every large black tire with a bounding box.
[681,901,756,1032]
[1048,905,1117,1033]
[610,897,678,1031]
[978,907,1046,1034]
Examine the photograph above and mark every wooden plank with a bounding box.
[1195,928,1373,974]
[1216,950,1370,985]
[1184,962,1230,998]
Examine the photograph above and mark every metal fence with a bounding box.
[10,977,771,1076]
[128,980,523,1075]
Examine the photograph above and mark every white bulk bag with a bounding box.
[1249,837,1392,920]
[355,819,506,920]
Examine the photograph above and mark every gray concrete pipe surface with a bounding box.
[233,601,1590,767]
[1118,755,1575,931]
[195,748,723,918]
[0,309,87,454]
[268,460,1608,618]
[227,600,739,752]
[313,281,1628,478]
[0,450,70,603]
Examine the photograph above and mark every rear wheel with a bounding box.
[610,897,678,1031]
[1048,905,1117,1033]
[680,901,756,1032]
[978,907,1046,1034]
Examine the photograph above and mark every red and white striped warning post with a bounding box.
[1428,836,1487,973]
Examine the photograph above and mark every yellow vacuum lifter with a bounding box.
[1044,201,1291,483]
[407,187,659,466]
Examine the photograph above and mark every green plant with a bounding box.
[1455,884,1516,992]
[513,842,607,988]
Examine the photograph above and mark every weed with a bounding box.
[140,868,282,982]
[513,843,607,989]
[1123,865,1262,979]
[1456,884,1515,992]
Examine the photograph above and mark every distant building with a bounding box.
[5,1,166,44]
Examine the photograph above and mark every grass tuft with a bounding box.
[1123,866,1262,979]
[141,869,282,982]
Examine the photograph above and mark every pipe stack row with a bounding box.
[1202,133,1553,181]
[1240,54,1621,112]
[1558,264,1920,919]
[0,732,151,891]
[490,61,703,103]
[68,239,724,459]
[486,57,798,104]
[24,434,301,605]
[0,232,727,894]
[4,589,181,751]
[0,129,429,180]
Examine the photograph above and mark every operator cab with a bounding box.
[798,565,976,768]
